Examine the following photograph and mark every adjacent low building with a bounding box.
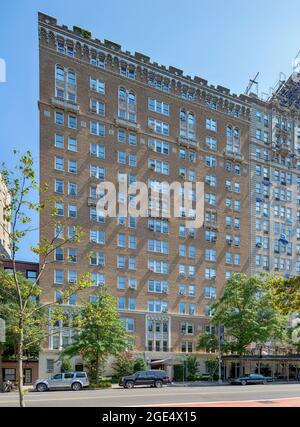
[0,260,39,385]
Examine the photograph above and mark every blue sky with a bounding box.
[1,0,300,260]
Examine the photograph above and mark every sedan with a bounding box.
[230,374,273,385]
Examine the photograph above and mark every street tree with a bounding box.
[0,151,91,406]
[113,352,136,378]
[268,275,300,315]
[197,273,287,375]
[62,290,131,385]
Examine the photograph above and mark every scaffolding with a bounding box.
[270,70,300,110]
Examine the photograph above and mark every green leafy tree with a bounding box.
[113,352,135,378]
[60,358,73,373]
[198,273,287,375]
[133,357,147,372]
[197,329,232,354]
[197,331,219,353]
[186,355,200,381]
[268,275,300,315]
[205,357,219,381]
[0,151,91,406]
[62,290,131,385]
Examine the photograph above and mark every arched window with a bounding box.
[226,125,240,153]
[119,87,126,100]
[67,70,76,85]
[55,65,65,81]
[118,87,136,122]
[128,91,136,105]
[233,127,240,153]
[226,126,232,139]
[180,109,195,139]
[55,65,77,102]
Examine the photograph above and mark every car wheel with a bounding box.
[36,383,47,392]
[71,382,82,391]
[125,381,134,389]
[241,380,247,386]
[155,380,163,388]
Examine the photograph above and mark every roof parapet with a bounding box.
[38,12,250,104]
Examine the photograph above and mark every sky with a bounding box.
[1,0,300,260]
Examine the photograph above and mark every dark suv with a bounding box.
[119,370,169,388]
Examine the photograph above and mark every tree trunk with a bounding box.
[95,352,100,385]
[239,356,244,377]
[18,325,25,407]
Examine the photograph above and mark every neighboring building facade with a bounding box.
[38,12,251,375]
[0,174,11,258]
[1,260,39,385]
[247,76,300,278]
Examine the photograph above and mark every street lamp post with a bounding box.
[218,323,223,385]
[0,318,6,392]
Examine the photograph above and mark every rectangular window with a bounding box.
[54,269,64,285]
[205,136,217,151]
[55,179,64,194]
[148,98,169,116]
[90,77,105,94]
[54,156,64,171]
[55,134,64,149]
[90,99,105,116]
[68,137,77,152]
[68,159,77,174]
[55,111,64,125]
[68,204,77,218]
[118,276,126,290]
[55,202,64,216]
[206,118,217,131]
[129,154,137,167]
[90,121,105,137]
[90,165,105,180]
[68,115,77,129]
[148,118,169,135]
[90,143,105,159]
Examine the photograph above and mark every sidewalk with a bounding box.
[168,380,300,387]
[168,381,229,387]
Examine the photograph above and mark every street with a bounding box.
[0,383,300,407]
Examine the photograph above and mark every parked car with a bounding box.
[230,373,273,385]
[34,371,89,392]
[119,370,169,389]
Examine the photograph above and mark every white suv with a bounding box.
[35,371,89,392]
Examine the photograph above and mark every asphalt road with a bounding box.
[0,383,300,407]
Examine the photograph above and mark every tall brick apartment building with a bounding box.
[38,12,300,376]
[248,85,300,278]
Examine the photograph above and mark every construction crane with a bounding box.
[245,72,259,95]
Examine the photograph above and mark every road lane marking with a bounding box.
[135,396,300,407]
[1,385,300,405]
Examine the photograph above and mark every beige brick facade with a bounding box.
[38,12,250,362]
